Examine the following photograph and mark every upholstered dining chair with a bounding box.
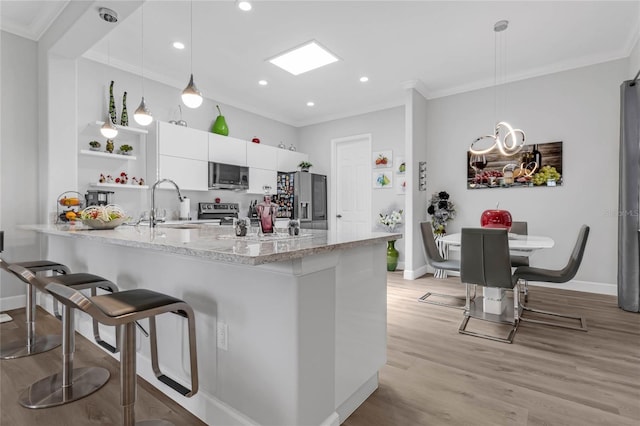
[458,228,521,343]
[418,221,471,309]
[510,221,530,302]
[513,225,590,331]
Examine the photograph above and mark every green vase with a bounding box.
[108,80,117,124]
[387,240,399,272]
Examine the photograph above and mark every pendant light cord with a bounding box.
[493,30,497,127]
[141,4,145,95]
[190,0,193,75]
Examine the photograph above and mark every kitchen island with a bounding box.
[24,224,399,426]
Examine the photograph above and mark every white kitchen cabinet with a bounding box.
[147,121,208,191]
[247,143,278,169]
[158,155,208,191]
[277,149,308,172]
[158,121,208,161]
[209,133,247,166]
[247,168,277,194]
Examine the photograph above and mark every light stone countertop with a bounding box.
[23,224,402,266]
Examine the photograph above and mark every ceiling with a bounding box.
[2,1,639,127]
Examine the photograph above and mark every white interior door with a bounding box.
[332,135,371,234]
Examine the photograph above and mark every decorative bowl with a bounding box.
[82,217,127,230]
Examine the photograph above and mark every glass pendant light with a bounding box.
[134,97,153,126]
[181,1,203,109]
[134,3,153,126]
[100,113,118,138]
[470,20,524,156]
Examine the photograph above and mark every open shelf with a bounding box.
[90,182,149,190]
[80,149,137,160]
[90,121,149,135]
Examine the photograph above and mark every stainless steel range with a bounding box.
[197,202,239,225]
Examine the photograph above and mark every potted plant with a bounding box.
[118,144,133,155]
[89,140,101,151]
[298,161,312,172]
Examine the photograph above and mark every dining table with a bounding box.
[434,231,555,315]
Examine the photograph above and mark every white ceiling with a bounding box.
[2,1,639,127]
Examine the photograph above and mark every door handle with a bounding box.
[336,214,342,218]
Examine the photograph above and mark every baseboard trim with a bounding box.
[336,373,378,424]
[0,295,25,312]
[528,279,616,296]
[403,265,429,280]
[319,412,340,426]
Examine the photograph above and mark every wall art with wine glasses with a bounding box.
[466,141,563,189]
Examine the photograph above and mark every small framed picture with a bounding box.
[373,150,392,169]
[373,171,393,188]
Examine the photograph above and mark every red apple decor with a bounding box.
[480,203,512,231]
[252,137,260,144]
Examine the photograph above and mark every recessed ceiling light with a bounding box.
[237,1,252,11]
[359,76,369,83]
[173,41,185,50]
[258,80,268,86]
[268,41,339,76]
[307,101,315,107]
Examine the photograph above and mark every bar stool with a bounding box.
[0,257,70,359]
[5,264,121,408]
[46,282,199,426]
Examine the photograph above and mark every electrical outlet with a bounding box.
[217,322,228,351]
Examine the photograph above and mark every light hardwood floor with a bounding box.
[2,274,639,425]
[344,272,640,426]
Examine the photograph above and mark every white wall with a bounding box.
[426,59,627,289]
[403,89,429,278]
[298,106,406,264]
[0,31,40,305]
[630,37,640,80]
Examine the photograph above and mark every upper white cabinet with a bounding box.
[158,122,208,161]
[148,121,209,191]
[209,133,247,166]
[277,150,308,172]
[247,143,278,169]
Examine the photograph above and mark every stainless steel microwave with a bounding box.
[208,162,249,190]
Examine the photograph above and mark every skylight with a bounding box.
[268,41,339,76]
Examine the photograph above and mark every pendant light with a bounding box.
[134,3,153,126]
[470,20,525,156]
[100,116,118,138]
[181,0,203,109]
[100,40,118,138]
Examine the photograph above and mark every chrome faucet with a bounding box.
[150,178,184,228]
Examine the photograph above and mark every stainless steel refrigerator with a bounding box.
[276,172,327,229]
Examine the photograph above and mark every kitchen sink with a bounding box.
[157,223,205,230]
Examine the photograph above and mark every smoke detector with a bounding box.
[99,7,118,23]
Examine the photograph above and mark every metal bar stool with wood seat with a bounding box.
[1,256,125,359]
[45,282,199,426]
[4,264,125,408]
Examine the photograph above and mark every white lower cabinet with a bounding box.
[247,168,277,194]
[158,155,208,191]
